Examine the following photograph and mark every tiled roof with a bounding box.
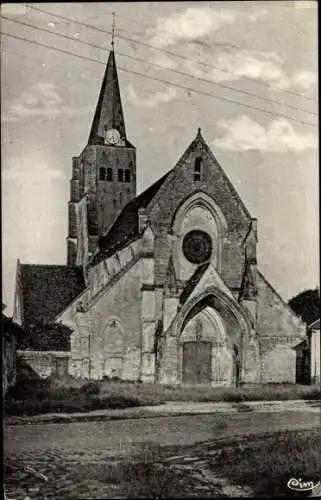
[91,171,171,266]
[20,265,86,327]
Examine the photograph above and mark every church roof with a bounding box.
[88,50,130,146]
[19,265,86,327]
[89,128,252,268]
[91,170,171,265]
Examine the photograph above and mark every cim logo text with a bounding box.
[287,477,320,492]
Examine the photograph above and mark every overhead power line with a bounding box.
[1,30,317,129]
[91,3,248,52]
[26,3,318,103]
[1,15,317,118]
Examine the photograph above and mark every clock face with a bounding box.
[105,128,121,145]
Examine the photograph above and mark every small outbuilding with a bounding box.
[307,318,320,385]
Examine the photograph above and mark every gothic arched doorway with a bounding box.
[176,289,251,387]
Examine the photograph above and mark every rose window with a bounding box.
[182,230,212,264]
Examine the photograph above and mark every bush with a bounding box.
[81,381,100,396]
[90,396,141,410]
[5,377,51,401]
[4,395,142,416]
[4,399,48,416]
[53,386,83,400]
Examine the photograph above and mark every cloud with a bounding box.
[147,6,315,93]
[285,70,317,90]
[4,82,89,122]
[176,48,316,92]
[152,54,178,70]
[150,7,237,48]
[213,115,317,152]
[127,83,177,107]
[247,8,268,22]
[149,6,269,49]
[3,158,65,183]
[207,50,283,84]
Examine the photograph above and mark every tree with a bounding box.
[288,288,320,325]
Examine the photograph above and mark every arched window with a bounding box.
[107,168,113,181]
[99,167,106,181]
[118,169,124,182]
[194,157,202,182]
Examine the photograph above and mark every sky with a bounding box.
[1,1,319,314]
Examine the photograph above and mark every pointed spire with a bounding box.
[239,260,257,301]
[88,49,126,145]
[165,254,178,296]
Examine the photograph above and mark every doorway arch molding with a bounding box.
[175,286,252,341]
[173,286,252,384]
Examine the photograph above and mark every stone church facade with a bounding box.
[14,49,306,385]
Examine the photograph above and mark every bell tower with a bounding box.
[67,47,136,266]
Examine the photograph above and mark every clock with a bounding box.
[105,128,121,145]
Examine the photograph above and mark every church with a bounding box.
[13,49,306,386]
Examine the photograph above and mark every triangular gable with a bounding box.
[257,270,305,328]
[147,130,252,221]
[180,261,235,306]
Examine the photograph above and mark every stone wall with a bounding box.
[17,350,70,379]
[259,337,303,383]
[257,271,305,337]
[256,271,305,383]
[61,259,143,381]
[74,144,136,239]
[310,329,320,384]
[146,136,252,291]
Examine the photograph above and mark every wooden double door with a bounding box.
[182,341,212,384]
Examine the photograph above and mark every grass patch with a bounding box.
[62,429,321,498]
[210,429,321,497]
[5,369,321,417]
[66,451,215,499]
[99,380,321,403]
[4,376,145,416]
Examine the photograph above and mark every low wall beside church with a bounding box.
[17,350,70,379]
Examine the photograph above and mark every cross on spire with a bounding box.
[111,12,116,49]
